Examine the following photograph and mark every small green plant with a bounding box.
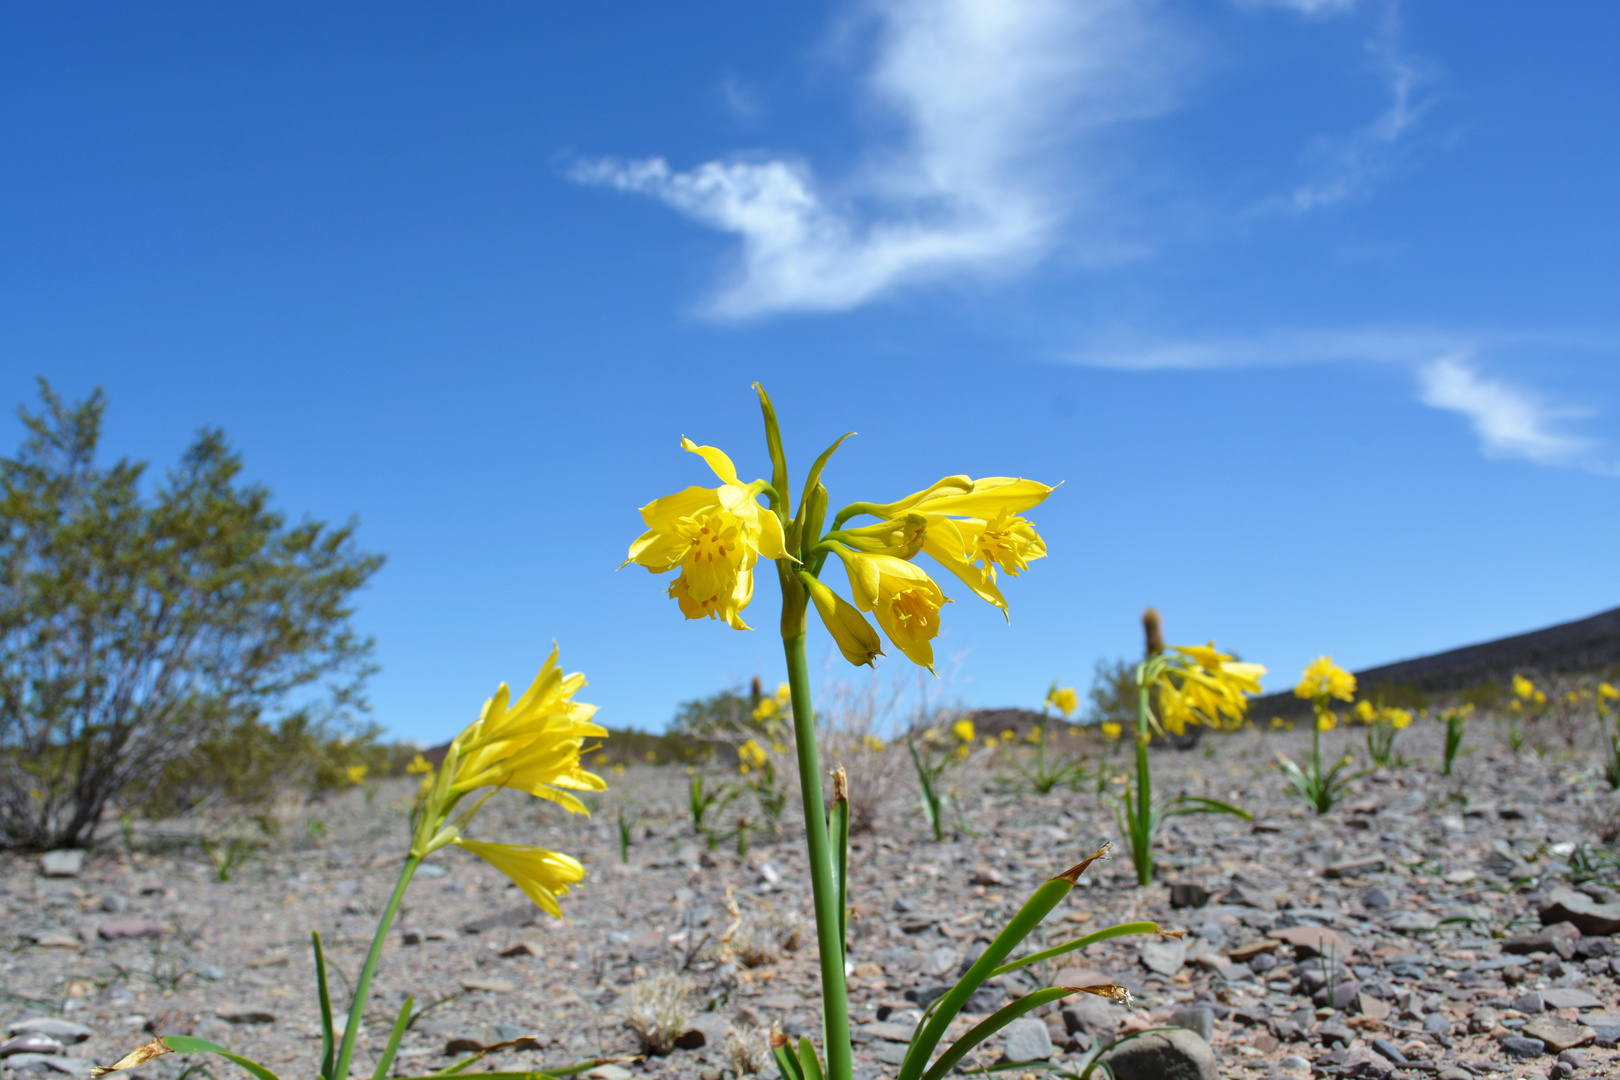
[736,739,788,829]
[119,813,137,856]
[201,838,256,883]
[1352,700,1412,768]
[1278,656,1363,814]
[1597,683,1620,790]
[1020,684,1090,795]
[905,720,973,842]
[616,806,633,863]
[1498,674,1548,752]
[1438,703,1472,776]
[688,773,738,836]
[1119,610,1255,886]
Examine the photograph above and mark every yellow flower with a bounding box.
[862,476,1054,615]
[738,739,768,771]
[1100,721,1122,740]
[1148,643,1266,734]
[610,763,626,776]
[1025,727,1042,745]
[1512,675,1534,700]
[625,438,790,630]
[345,764,368,785]
[832,514,928,559]
[1532,690,1546,705]
[955,744,970,759]
[952,718,976,743]
[1046,686,1079,716]
[1386,707,1413,730]
[1270,716,1290,730]
[1317,709,1339,732]
[983,736,997,748]
[831,547,951,671]
[452,839,584,918]
[1295,656,1356,702]
[445,647,607,816]
[406,754,433,775]
[1001,729,1015,742]
[1353,700,1377,724]
[1600,683,1619,701]
[862,734,885,752]
[802,572,884,667]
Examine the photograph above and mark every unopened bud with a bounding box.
[1142,607,1164,657]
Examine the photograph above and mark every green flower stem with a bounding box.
[331,854,420,1080]
[1133,683,1153,886]
[782,632,853,1080]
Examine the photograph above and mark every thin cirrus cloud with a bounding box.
[572,0,1184,320]
[1068,329,1616,475]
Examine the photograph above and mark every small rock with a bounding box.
[1503,920,1580,959]
[920,946,958,977]
[499,939,543,958]
[1141,939,1185,976]
[1001,1016,1052,1062]
[98,919,166,941]
[1383,911,1438,933]
[1220,884,1276,911]
[1436,1071,1470,1080]
[1313,980,1360,1010]
[8,1054,95,1076]
[9,1021,92,1045]
[1101,1028,1218,1080]
[1369,1037,1406,1064]
[24,932,81,949]
[1421,1013,1451,1036]
[1499,1034,1545,1057]
[1061,995,1117,1044]
[858,1022,914,1043]
[216,1007,275,1024]
[39,851,84,878]
[461,905,537,935]
[459,977,515,994]
[1168,1007,1213,1042]
[1513,990,1545,1014]
[194,965,227,981]
[1522,1017,1595,1053]
[1228,939,1279,962]
[100,894,130,913]
[1538,987,1601,1010]
[585,1066,633,1080]
[970,866,1004,886]
[1324,857,1385,879]
[1249,952,1277,974]
[1361,887,1392,911]
[1,1034,64,1058]
[1541,888,1620,936]
[1266,924,1350,958]
[1170,884,1210,909]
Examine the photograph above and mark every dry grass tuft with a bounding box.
[725,1025,770,1075]
[623,971,691,1055]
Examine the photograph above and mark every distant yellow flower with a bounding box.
[1566,691,1583,704]
[1270,716,1290,730]
[1001,729,1015,742]
[1046,686,1079,716]
[610,763,626,776]
[1317,709,1339,732]
[983,736,997,749]
[1025,727,1043,744]
[1512,675,1534,700]
[1532,690,1546,705]
[625,438,790,630]
[955,744,970,759]
[830,546,950,671]
[802,572,884,667]
[862,734,885,752]
[345,764,368,785]
[452,839,584,918]
[1601,683,1619,701]
[406,754,433,775]
[1353,701,1377,724]
[1295,657,1356,702]
[952,718,976,743]
[1100,721,1122,740]
[1385,707,1413,730]
[738,739,768,771]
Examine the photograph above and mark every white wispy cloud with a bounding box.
[1240,0,1434,213]
[1068,329,1617,474]
[1415,356,1599,470]
[574,0,1183,320]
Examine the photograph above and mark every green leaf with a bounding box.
[796,1037,824,1080]
[312,932,336,1080]
[371,996,413,1080]
[988,921,1165,978]
[773,1041,806,1080]
[922,986,1076,1080]
[160,1037,283,1080]
[1163,796,1251,821]
[897,847,1111,1080]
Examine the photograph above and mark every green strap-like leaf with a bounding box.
[1162,795,1251,820]
[922,986,1076,1080]
[371,996,414,1080]
[796,1037,824,1080]
[312,931,336,1080]
[773,1040,805,1080]
[988,921,1165,978]
[160,1037,283,1080]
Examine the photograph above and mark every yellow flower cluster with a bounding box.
[1046,685,1079,717]
[737,738,768,774]
[626,434,1054,675]
[412,647,606,917]
[1148,643,1266,736]
[1295,656,1356,702]
[1352,701,1414,729]
[752,682,792,722]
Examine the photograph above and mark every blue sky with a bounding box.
[2,1,1617,741]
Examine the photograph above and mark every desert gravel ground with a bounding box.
[4,721,1620,1080]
